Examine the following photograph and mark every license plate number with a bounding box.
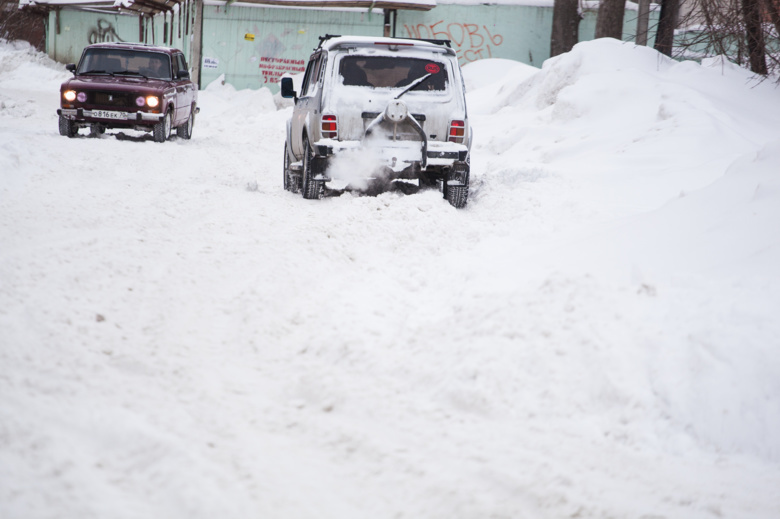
[91,110,125,120]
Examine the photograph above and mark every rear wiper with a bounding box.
[395,73,432,100]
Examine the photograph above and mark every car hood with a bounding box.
[62,75,170,92]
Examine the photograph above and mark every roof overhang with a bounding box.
[19,0,435,15]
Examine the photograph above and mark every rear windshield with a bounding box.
[339,56,448,90]
[78,49,172,80]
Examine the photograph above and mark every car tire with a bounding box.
[445,164,469,209]
[176,108,195,139]
[301,136,323,200]
[283,140,300,193]
[58,115,77,137]
[153,110,172,143]
[446,184,468,208]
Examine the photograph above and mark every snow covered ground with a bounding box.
[1,38,779,518]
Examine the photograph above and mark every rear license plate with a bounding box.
[91,110,125,120]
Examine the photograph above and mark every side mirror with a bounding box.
[178,70,190,79]
[280,77,296,99]
[66,63,76,74]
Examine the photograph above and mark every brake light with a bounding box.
[321,114,337,139]
[448,120,465,143]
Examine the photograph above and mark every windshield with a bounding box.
[339,56,448,91]
[78,49,172,80]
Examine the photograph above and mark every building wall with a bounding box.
[200,5,384,90]
[45,3,658,91]
[46,9,194,66]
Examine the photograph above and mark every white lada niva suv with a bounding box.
[281,35,472,208]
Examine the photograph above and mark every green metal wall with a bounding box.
[200,5,385,90]
[44,3,658,92]
[396,4,658,69]
[46,9,194,66]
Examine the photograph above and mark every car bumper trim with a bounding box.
[57,108,164,123]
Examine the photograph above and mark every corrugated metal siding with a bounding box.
[396,4,658,69]
[397,5,552,67]
[43,4,658,92]
[200,5,385,90]
[46,10,194,67]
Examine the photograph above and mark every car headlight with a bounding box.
[146,96,160,108]
[63,90,76,102]
[76,92,87,103]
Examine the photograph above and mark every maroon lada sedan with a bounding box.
[57,42,199,142]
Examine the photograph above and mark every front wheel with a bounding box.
[58,115,77,137]
[301,136,323,200]
[176,108,195,139]
[153,110,172,143]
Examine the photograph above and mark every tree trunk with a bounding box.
[595,0,626,40]
[654,0,680,57]
[763,0,780,37]
[551,0,581,57]
[743,0,768,74]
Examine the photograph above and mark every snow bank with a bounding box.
[2,37,780,519]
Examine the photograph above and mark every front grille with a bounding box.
[91,91,132,108]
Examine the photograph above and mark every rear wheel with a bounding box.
[58,115,77,137]
[446,184,469,208]
[153,110,172,143]
[301,136,323,200]
[283,140,300,193]
[176,108,195,139]
[445,162,469,209]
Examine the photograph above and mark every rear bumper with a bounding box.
[58,108,164,124]
[315,139,469,167]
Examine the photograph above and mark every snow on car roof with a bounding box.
[83,42,179,54]
[319,36,456,57]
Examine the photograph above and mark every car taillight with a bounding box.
[448,120,465,143]
[321,114,337,139]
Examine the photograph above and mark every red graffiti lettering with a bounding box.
[465,24,483,49]
[484,25,503,46]
[403,20,503,65]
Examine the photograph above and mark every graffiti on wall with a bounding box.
[256,34,305,84]
[404,21,503,64]
[88,19,124,44]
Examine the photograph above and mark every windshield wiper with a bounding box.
[114,70,148,79]
[395,73,432,100]
[82,69,113,75]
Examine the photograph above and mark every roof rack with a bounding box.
[316,34,451,50]
[411,38,451,48]
[317,34,342,49]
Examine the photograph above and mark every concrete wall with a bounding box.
[45,2,658,91]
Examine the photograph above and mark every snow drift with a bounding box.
[1,37,779,518]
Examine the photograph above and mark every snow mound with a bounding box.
[0,39,70,89]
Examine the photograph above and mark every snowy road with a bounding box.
[2,39,780,518]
